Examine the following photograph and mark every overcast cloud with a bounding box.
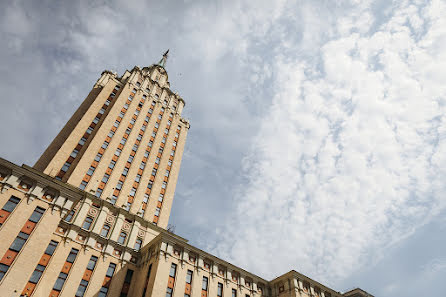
[1,0,446,296]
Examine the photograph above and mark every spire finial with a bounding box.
[158,49,169,67]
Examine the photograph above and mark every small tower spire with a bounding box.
[158,49,169,67]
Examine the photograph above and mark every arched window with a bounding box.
[100,224,110,237]
[118,232,127,244]
[134,238,143,251]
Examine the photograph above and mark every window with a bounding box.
[134,238,142,251]
[166,287,173,297]
[114,121,120,127]
[154,207,160,216]
[87,167,95,176]
[109,160,116,169]
[0,263,8,281]
[29,264,45,283]
[161,137,166,143]
[135,174,141,182]
[82,217,93,230]
[45,240,59,255]
[93,117,100,124]
[102,174,110,183]
[118,232,127,244]
[168,159,173,166]
[29,206,45,223]
[64,210,75,222]
[152,168,157,176]
[115,148,122,156]
[53,272,68,291]
[61,162,70,172]
[162,181,167,189]
[95,188,103,197]
[79,137,87,146]
[95,153,102,162]
[159,147,164,154]
[165,170,170,177]
[87,256,98,270]
[130,118,136,125]
[158,114,162,120]
[70,149,79,158]
[218,283,223,297]
[2,195,20,213]
[183,269,192,284]
[129,188,137,196]
[102,142,109,149]
[232,289,237,297]
[67,248,79,263]
[146,88,150,93]
[75,279,88,297]
[124,103,129,109]
[116,181,123,190]
[79,180,88,190]
[87,126,94,134]
[106,263,116,277]
[202,276,208,291]
[137,134,143,141]
[122,167,129,176]
[10,232,29,252]
[158,194,164,202]
[155,122,159,128]
[140,162,146,170]
[169,263,177,277]
[132,88,137,93]
[105,99,111,105]
[121,138,127,145]
[136,82,141,87]
[100,224,110,237]
[133,144,138,152]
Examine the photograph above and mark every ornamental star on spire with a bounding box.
[158,49,169,67]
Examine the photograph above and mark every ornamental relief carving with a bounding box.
[122,221,131,232]
[137,229,145,238]
[105,214,115,224]
[88,207,98,217]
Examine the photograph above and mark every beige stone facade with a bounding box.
[0,60,372,297]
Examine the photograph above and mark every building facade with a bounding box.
[0,57,372,297]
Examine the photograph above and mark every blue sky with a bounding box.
[1,0,446,296]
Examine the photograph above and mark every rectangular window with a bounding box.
[79,181,88,190]
[29,206,45,223]
[66,248,79,263]
[106,263,116,277]
[218,283,223,297]
[86,127,94,134]
[45,240,59,255]
[93,117,100,124]
[102,142,109,149]
[10,231,29,252]
[94,153,102,162]
[102,174,110,183]
[232,289,237,297]
[75,279,88,297]
[70,149,79,158]
[82,217,93,230]
[116,181,123,190]
[86,256,98,270]
[87,167,95,176]
[0,263,8,281]
[53,272,68,291]
[61,162,70,172]
[169,263,177,277]
[79,137,87,146]
[186,270,193,284]
[166,287,173,297]
[64,210,75,222]
[0,196,21,226]
[202,276,208,291]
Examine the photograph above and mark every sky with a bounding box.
[1,0,446,296]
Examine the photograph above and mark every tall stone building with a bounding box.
[0,54,373,297]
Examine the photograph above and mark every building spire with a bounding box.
[158,49,169,67]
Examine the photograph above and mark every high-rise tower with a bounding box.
[35,58,189,228]
[0,56,372,297]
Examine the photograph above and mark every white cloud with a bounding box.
[210,0,446,288]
